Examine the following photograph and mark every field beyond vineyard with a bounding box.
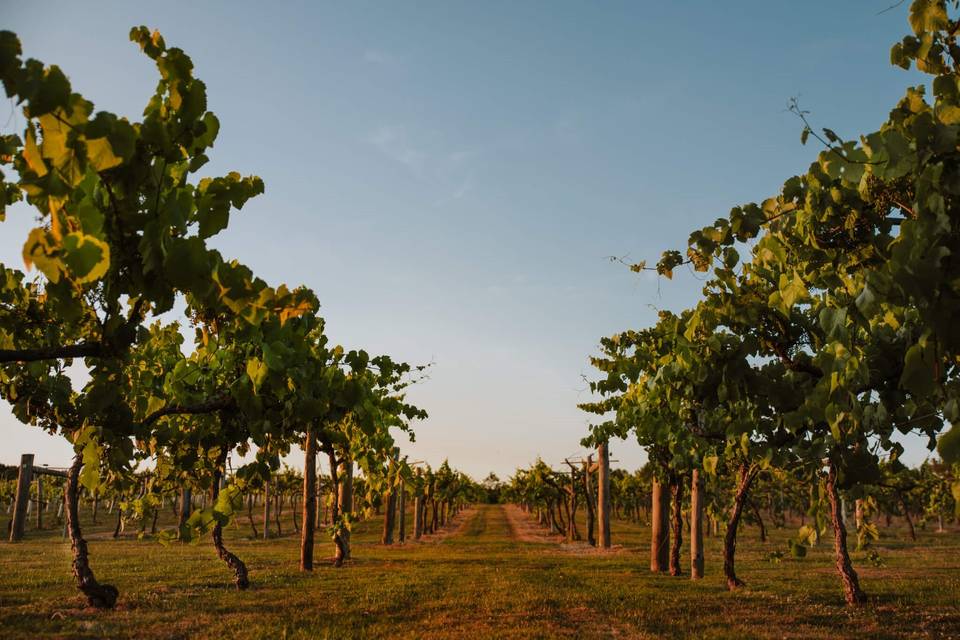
[2,504,958,639]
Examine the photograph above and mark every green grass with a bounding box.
[1,504,958,639]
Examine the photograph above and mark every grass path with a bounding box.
[2,504,959,639]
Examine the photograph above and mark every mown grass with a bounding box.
[1,503,958,639]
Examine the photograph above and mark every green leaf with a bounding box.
[891,42,911,69]
[909,0,949,35]
[79,434,102,493]
[23,64,71,117]
[22,228,60,282]
[22,127,48,177]
[702,455,719,476]
[246,357,268,394]
[85,137,123,171]
[938,424,960,463]
[938,104,960,125]
[262,342,284,370]
[855,284,878,316]
[163,237,212,290]
[901,341,937,398]
[61,232,110,283]
[85,113,135,170]
[819,307,847,341]
[797,525,819,547]
[789,539,808,558]
[779,271,808,311]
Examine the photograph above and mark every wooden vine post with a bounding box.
[414,494,423,539]
[35,473,43,530]
[9,454,34,542]
[650,477,670,572]
[8,455,69,542]
[382,487,397,545]
[179,487,192,536]
[300,425,317,571]
[413,469,424,540]
[583,455,596,546]
[597,442,611,548]
[690,468,705,579]
[398,477,406,543]
[262,480,271,540]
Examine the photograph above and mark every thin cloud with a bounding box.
[367,125,426,175]
[363,49,399,66]
[367,125,479,204]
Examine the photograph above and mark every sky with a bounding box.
[0,0,937,479]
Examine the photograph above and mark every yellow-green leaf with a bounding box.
[86,136,123,172]
[23,128,48,177]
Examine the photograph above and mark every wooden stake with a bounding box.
[300,425,317,571]
[583,455,596,546]
[398,478,406,543]
[650,478,670,572]
[262,481,271,540]
[35,473,43,530]
[597,442,611,548]
[10,454,34,542]
[690,469,704,579]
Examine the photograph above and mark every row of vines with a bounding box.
[0,26,477,609]
[505,455,957,583]
[512,0,960,607]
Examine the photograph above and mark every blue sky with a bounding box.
[0,1,935,477]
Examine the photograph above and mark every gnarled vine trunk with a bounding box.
[210,449,250,591]
[723,463,758,590]
[292,495,299,533]
[553,500,566,535]
[65,453,118,609]
[274,492,282,536]
[899,494,916,542]
[414,495,424,539]
[179,487,192,533]
[338,458,353,560]
[328,451,346,567]
[211,452,249,590]
[826,463,866,605]
[112,503,122,538]
[690,469,704,580]
[382,487,397,545]
[566,484,580,542]
[247,493,259,538]
[749,499,766,542]
[211,521,249,590]
[669,476,683,576]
